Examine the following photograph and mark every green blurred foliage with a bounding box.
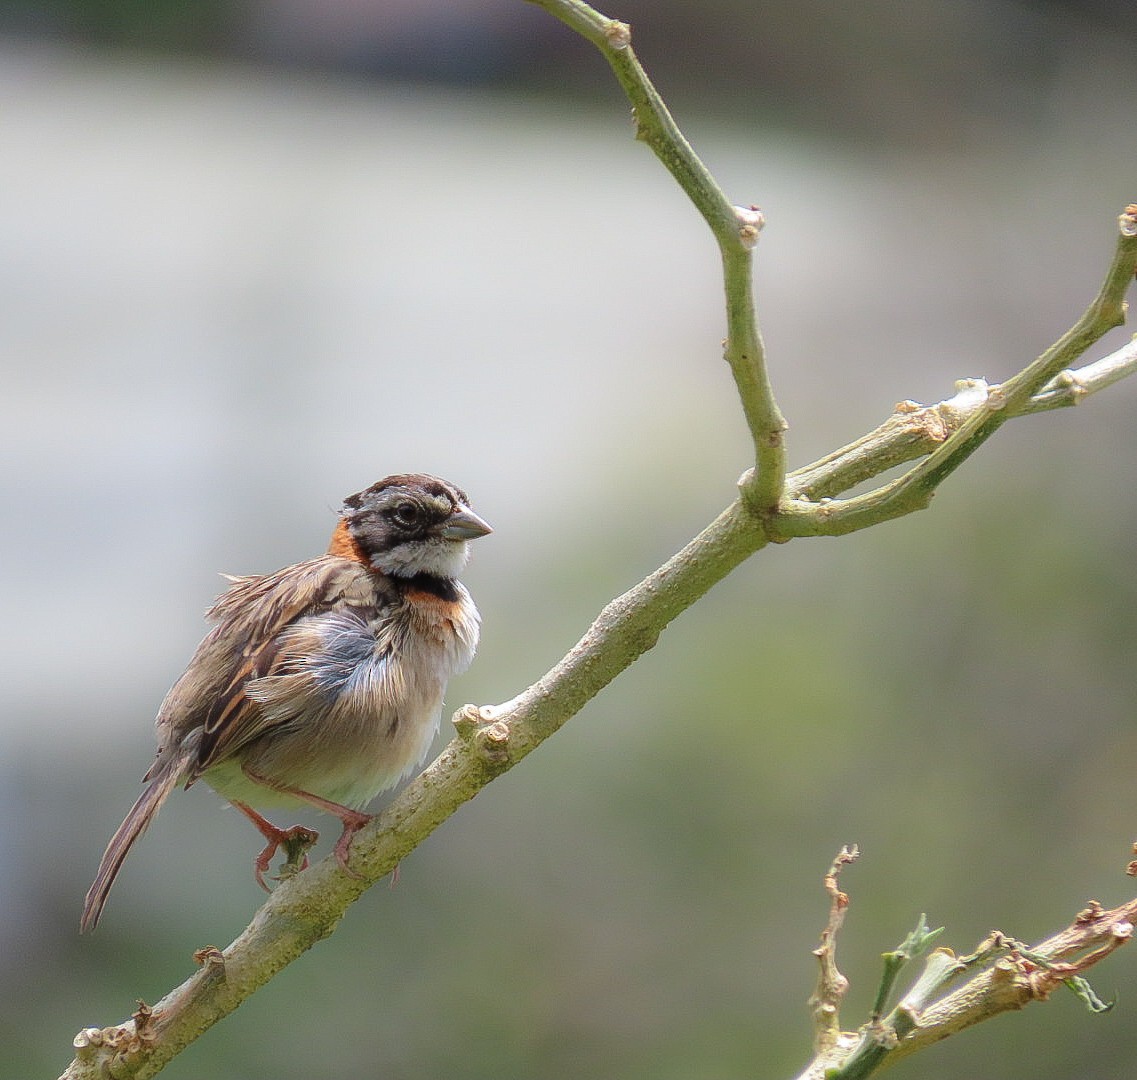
[61,0,227,51]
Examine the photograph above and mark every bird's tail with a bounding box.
[80,755,186,933]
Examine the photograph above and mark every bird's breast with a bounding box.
[216,585,480,809]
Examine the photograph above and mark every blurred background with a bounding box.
[3,1,1137,1077]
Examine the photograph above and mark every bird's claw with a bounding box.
[252,824,319,890]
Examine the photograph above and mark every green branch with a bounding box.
[772,206,1137,539]
[526,0,788,506]
[796,891,1137,1080]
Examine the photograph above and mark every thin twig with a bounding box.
[783,330,1137,505]
[1026,333,1137,413]
[808,845,860,1054]
[525,0,788,505]
[772,206,1137,538]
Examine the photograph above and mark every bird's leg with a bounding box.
[240,766,372,880]
[230,801,319,890]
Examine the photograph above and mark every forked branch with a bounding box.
[796,863,1136,1080]
[771,205,1137,539]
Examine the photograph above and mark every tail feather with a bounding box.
[80,758,185,933]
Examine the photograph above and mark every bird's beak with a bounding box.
[440,507,493,540]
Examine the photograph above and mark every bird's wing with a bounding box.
[153,555,385,783]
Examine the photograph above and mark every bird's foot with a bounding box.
[332,810,373,879]
[232,800,319,890]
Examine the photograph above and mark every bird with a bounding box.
[80,473,491,932]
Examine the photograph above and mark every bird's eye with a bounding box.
[392,501,422,528]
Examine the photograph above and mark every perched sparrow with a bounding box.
[80,474,491,932]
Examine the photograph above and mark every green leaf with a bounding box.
[1065,975,1115,1014]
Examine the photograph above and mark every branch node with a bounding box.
[1119,204,1137,238]
[941,377,991,416]
[1074,900,1105,924]
[72,1028,104,1060]
[453,703,491,741]
[984,384,1008,411]
[871,1018,902,1049]
[476,720,512,765]
[733,204,766,250]
[132,999,159,1047]
[192,945,227,981]
[604,19,631,49]
[1053,368,1088,402]
[762,417,788,447]
[991,957,1020,983]
[75,1013,157,1074]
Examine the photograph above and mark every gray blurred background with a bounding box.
[3,1,1137,1078]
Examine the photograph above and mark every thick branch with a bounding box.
[62,499,769,1080]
